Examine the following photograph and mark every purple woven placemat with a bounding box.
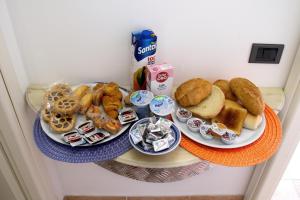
[33,117,132,163]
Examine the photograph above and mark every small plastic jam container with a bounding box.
[176,107,192,123]
[187,117,204,132]
[149,95,175,118]
[130,90,154,119]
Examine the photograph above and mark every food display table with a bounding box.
[27,85,284,182]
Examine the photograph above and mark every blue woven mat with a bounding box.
[33,117,132,163]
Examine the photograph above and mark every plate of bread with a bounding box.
[172,77,266,149]
[40,82,132,146]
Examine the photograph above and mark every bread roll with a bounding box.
[213,79,237,101]
[230,78,264,115]
[187,86,225,119]
[243,113,262,130]
[175,78,212,107]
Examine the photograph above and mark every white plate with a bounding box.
[171,108,266,149]
[40,83,130,146]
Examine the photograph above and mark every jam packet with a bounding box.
[63,131,86,147]
[84,132,110,144]
[118,108,138,125]
[77,121,95,135]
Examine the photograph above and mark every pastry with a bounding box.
[103,82,119,95]
[43,89,66,106]
[79,93,93,114]
[92,88,104,106]
[53,96,80,115]
[51,83,72,94]
[93,83,105,91]
[86,105,102,120]
[213,79,237,101]
[93,118,105,129]
[187,86,225,119]
[73,85,90,100]
[229,78,264,115]
[102,96,122,119]
[103,119,121,134]
[105,110,119,119]
[124,92,133,106]
[243,113,263,130]
[49,113,76,133]
[105,89,123,100]
[175,78,212,107]
[212,100,247,135]
[41,107,51,123]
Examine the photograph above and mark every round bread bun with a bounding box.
[213,79,237,101]
[229,78,264,115]
[175,78,212,107]
[187,85,225,119]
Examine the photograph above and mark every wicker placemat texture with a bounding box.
[33,117,132,163]
[180,105,282,167]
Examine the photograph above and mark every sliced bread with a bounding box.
[212,100,247,135]
[187,85,225,119]
[243,113,262,130]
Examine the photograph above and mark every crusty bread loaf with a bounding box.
[229,78,264,115]
[187,86,225,119]
[175,78,212,107]
[212,100,247,135]
[213,79,237,101]
[243,113,262,130]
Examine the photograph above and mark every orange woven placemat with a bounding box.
[180,105,282,167]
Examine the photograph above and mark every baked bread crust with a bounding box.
[187,85,225,119]
[175,78,212,107]
[49,113,76,133]
[213,79,237,101]
[230,78,264,115]
[53,96,80,115]
[212,100,247,135]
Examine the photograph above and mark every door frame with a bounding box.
[245,45,300,200]
[0,1,59,199]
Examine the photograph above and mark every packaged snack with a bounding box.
[176,107,192,123]
[221,129,237,145]
[199,124,213,140]
[84,132,110,144]
[77,121,95,135]
[131,29,157,91]
[152,138,170,152]
[62,131,86,147]
[130,117,175,152]
[146,64,174,96]
[149,95,175,118]
[118,108,138,125]
[130,90,154,118]
[187,118,204,132]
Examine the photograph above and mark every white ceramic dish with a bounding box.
[40,83,130,146]
[171,106,266,149]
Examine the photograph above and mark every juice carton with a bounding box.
[146,64,174,96]
[131,29,157,91]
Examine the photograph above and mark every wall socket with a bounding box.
[249,43,284,64]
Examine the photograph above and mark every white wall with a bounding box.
[4,0,300,198]
[6,0,300,87]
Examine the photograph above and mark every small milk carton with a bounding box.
[131,29,157,91]
[146,64,174,96]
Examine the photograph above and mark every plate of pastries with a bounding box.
[40,82,135,147]
[171,77,266,149]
